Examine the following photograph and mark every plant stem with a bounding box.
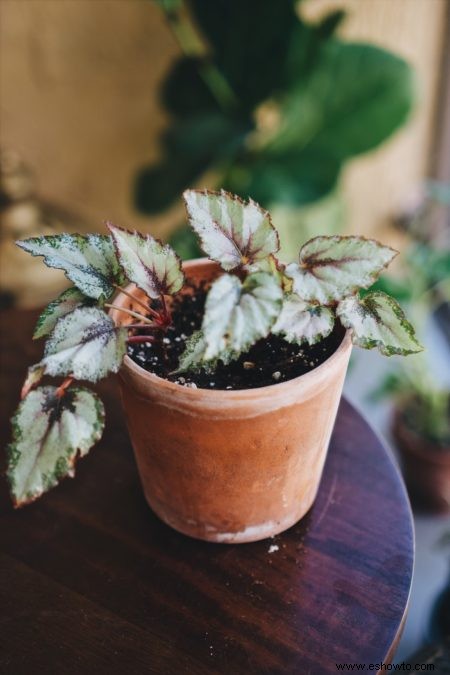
[160,293,171,324]
[160,0,238,113]
[56,377,73,399]
[125,323,161,330]
[105,304,155,325]
[126,335,156,345]
[113,284,160,320]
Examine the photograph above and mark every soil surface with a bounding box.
[127,281,345,390]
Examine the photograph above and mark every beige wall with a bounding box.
[302,0,447,237]
[0,0,447,242]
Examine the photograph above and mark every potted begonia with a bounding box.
[7,190,422,542]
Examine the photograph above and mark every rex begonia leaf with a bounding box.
[17,234,123,300]
[108,224,184,299]
[21,364,46,399]
[183,189,279,271]
[7,386,104,507]
[285,235,397,304]
[175,331,214,375]
[177,272,282,371]
[42,307,127,382]
[33,287,88,339]
[336,291,423,356]
[273,294,335,346]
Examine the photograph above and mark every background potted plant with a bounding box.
[368,181,450,512]
[7,189,422,542]
[372,361,450,513]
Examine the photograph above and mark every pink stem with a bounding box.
[126,335,156,345]
[56,376,73,399]
[160,294,171,324]
[126,322,160,330]
[113,283,161,321]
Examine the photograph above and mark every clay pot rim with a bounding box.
[113,257,353,401]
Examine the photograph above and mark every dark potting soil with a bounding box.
[127,281,346,391]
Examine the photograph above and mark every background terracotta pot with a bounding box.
[393,408,450,513]
[110,259,352,543]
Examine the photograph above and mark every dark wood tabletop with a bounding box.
[0,308,414,675]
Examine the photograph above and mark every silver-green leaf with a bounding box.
[42,307,127,382]
[7,385,105,507]
[285,235,398,304]
[336,291,423,356]
[273,294,335,345]
[175,331,216,375]
[17,234,124,300]
[33,287,87,339]
[183,189,279,271]
[21,363,46,399]
[177,272,282,371]
[108,224,184,299]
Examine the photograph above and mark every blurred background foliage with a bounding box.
[135,0,415,258]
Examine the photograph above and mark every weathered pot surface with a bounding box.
[110,258,352,543]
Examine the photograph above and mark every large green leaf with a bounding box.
[17,234,124,300]
[337,292,423,356]
[188,0,300,109]
[183,189,279,270]
[135,113,247,214]
[42,307,127,382]
[270,40,415,160]
[7,386,104,507]
[108,225,184,298]
[161,57,219,117]
[223,148,342,207]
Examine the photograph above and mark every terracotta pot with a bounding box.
[110,259,352,543]
[393,408,450,514]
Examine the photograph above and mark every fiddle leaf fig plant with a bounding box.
[8,187,422,507]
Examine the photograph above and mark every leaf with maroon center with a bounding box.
[7,385,105,507]
[183,188,279,271]
[284,235,398,304]
[108,223,184,300]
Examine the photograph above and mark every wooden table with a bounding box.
[0,309,414,674]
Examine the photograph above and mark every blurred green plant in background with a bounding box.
[371,363,450,447]
[369,181,450,449]
[370,181,450,322]
[136,0,415,258]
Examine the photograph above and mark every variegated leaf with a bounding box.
[7,385,104,507]
[273,294,335,345]
[177,272,282,371]
[21,364,46,399]
[285,236,397,304]
[17,234,124,300]
[108,224,184,298]
[175,331,216,374]
[33,287,87,339]
[336,292,423,356]
[183,189,279,271]
[42,307,127,382]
